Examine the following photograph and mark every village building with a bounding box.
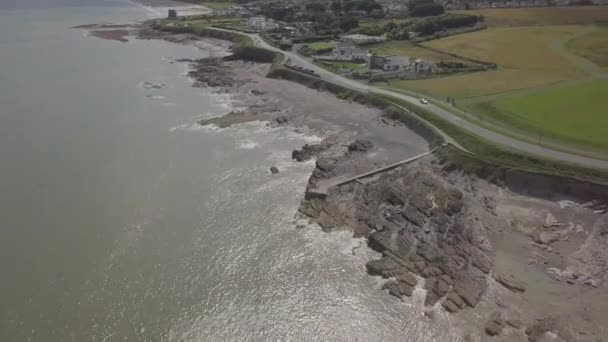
[412,58,436,73]
[219,6,249,16]
[247,16,279,32]
[279,26,300,37]
[332,42,368,61]
[367,55,411,71]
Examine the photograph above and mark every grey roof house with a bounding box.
[332,42,368,61]
[367,55,411,71]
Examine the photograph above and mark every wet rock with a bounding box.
[273,115,289,125]
[442,298,460,313]
[366,257,402,277]
[270,166,279,174]
[462,333,475,342]
[291,142,332,162]
[483,195,497,215]
[187,58,237,89]
[295,218,308,228]
[141,81,166,89]
[398,272,418,287]
[543,212,560,228]
[547,266,579,283]
[347,139,373,153]
[599,224,608,236]
[485,311,504,336]
[525,312,605,342]
[382,279,414,298]
[495,274,527,293]
[300,167,493,314]
[584,278,599,287]
[251,89,266,95]
[315,157,334,173]
[534,230,566,245]
[506,318,523,329]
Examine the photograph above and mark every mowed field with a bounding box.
[451,6,608,26]
[473,79,608,149]
[375,7,608,152]
[567,27,608,69]
[367,40,464,64]
[385,25,593,98]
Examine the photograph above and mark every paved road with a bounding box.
[244,32,608,170]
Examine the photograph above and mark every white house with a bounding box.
[247,16,278,32]
[332,42,368,61]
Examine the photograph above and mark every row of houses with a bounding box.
[368,55,435,73]
[331,41,436,73]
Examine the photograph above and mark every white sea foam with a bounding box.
[237,139,258,150]
[146,95,166,100]
[169,123,208,132]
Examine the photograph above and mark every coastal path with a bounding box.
[215,28,608,171]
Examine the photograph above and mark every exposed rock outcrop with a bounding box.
[291,140,334,162]
[495,274,527,293]
[300,159,494,313]
[525,313,603,342]
[485,311,504,336]
[187,58,238,89]
[347,139,373,153]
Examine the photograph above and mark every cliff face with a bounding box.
[300,157,493,313]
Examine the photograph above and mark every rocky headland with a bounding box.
[294,137,608,341]
[117,23,608,341]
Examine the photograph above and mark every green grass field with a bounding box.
[471,79,608,150]
[451,6,608,26]
[370,6,608,155]
[316,61,366,74]
[199,2,233,10]
[367,41,464,63]
[379,26,593,98]
[306,41,335,51]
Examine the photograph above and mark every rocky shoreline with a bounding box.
[131,25,608,341]
[294,136,608,341]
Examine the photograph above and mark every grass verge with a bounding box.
[374,93,608,183]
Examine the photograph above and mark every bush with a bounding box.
[408,0,445,17]
[412,14,481,36]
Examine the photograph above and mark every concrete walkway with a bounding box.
[308,150,434,197]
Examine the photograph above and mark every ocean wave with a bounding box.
[146,95,166,100]
[169,123,214,132]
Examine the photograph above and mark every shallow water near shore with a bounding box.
[0,1,459,341]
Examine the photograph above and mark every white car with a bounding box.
[420,98,429,104]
